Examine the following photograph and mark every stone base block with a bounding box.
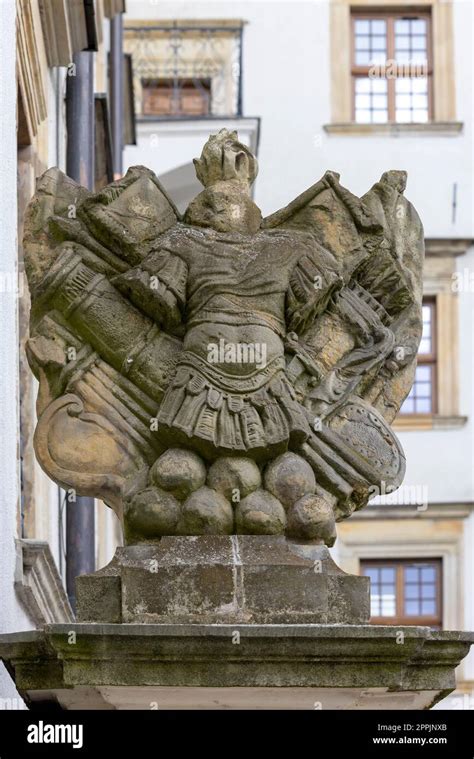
[76,536,369,624]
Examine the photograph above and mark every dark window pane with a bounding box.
[405,600,419,615]
[355,77,388,124]
[416,398,431,413]
[355,19,370,34]
[405,584,419,600]
[395,20,410,34]
[363,567,379,582]
[422,600,436,615]
[421,583,436,599]
[381,567,396,582]
[405,567,420,582]
[412,20,427,34]
[356,36,371,51]
[421,566,436,582]
[371,20,386,34]
[355,51,371,66]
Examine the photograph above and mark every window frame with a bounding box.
[350,9,434,124]
[399,296,438,415]
[417,296,437,413]
[361,558,443,627]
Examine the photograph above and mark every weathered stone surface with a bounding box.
[75,536,369,625]
[76,567,122,624]
[23,128,423,543]
[287,492,337,544]
[149,448,206,500]
[235,489,286,535]
[1,624,472,710]
[207,456,261,501]
[264,452,316,508]
[124,487,180,542]
[178,487,233,535]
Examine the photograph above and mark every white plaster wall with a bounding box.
[0,0,31,707]
[399,245,474,506]
[125,0,473,234]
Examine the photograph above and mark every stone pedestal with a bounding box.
[75,536,370,625]
[0,537,472,710]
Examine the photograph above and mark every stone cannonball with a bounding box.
[286,492,336,545]
[149,448,206,500]
[178,486,234,535]
[207,456,261,502]
[124,486,180,541]
[264,452,316,508]
[235,489,286,535]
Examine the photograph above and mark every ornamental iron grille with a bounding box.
[124,22,244,118]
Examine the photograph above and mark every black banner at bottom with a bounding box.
[0,709,472,758]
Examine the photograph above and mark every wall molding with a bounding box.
[394,414,467,432]
[324,122,463,137]
[14,539,73,626]
[425,239,474,258]
[16,0,48,139]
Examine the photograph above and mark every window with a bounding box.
[142,78,211,117]
[400,298,437,414]
[352,11,432,124]
[361,559,442,627]
[125,23,244,119]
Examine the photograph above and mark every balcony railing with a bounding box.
[124,22,244,119]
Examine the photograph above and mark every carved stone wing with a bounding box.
[263,171,424,520]
[24,166,184,516]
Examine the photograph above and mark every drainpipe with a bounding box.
[65,50,96,610]
[110,13,123,178]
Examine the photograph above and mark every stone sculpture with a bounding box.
[24,129,424,547]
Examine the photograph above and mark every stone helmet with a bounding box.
[193,128,258,189]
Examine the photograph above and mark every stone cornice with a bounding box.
[0,623,472,709]
[324,122,463,137]
[425,239,474,257]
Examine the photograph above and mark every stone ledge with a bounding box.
[323,122,463,137]
[425,238,474,258]
[393,414,468,432]
[0,624,472,710]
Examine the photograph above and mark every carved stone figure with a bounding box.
[24,129,424,546]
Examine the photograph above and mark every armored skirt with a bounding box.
[157,351,311,461]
